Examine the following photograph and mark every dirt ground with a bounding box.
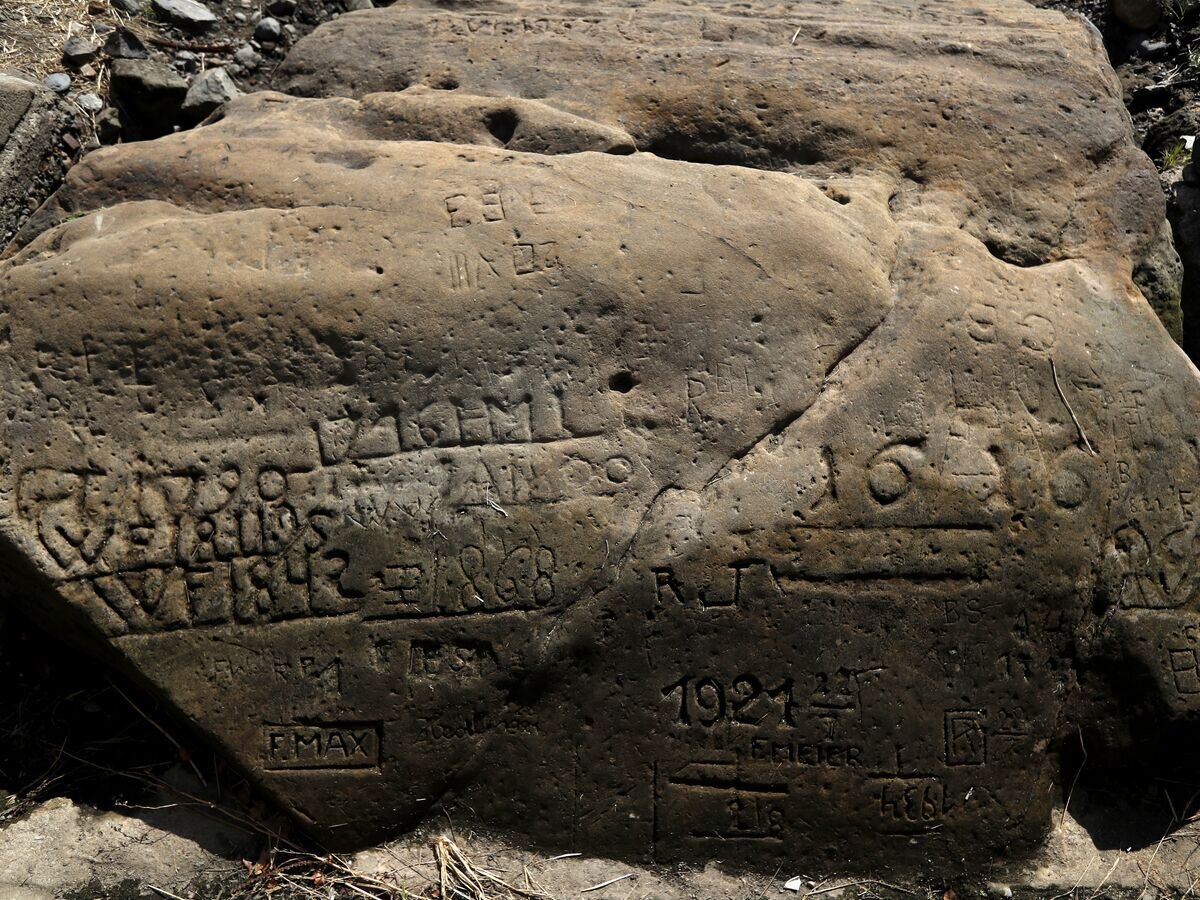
[2,0,105,82]
[1,0,354,90]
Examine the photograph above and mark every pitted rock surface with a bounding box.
[277,0,1185,339]
[1,0,1199,878]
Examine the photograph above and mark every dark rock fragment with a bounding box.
[95,106,122,143]
[103,28,150,60]
[181,67,240,122]
[1111,0,1161,30]
[254,16,283,43]
[62,35,100,67]
[108,58,187,139]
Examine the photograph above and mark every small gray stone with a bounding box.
[254,16,283,42]
[42,73,71,94]
[233,44,261,71]
[181,67,240,120]
[267,0,297,15]
[63,35,100,67]
[104,28,149,59]
[1138,38,1170,57]
[77,92,104,113]
[151,0,218,30]
[344,0,374,9]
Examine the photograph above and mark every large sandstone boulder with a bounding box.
[0,0,1198,879]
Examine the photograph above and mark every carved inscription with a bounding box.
[656,763,788,844]
[409,639,498,679]
[264,723,382,770]
[1169,647,1200,695]
[24,392,640,634]
[415,710,539,742]
[749,738,864,767]
[366,544,556,620]
[877,778,951,833]
[944,710,986,766]
[662,674,798,727]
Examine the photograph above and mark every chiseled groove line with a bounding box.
[360,605,550,623]
[264,768,384,777]
[788,523,996,532]
[777,573,981,584]
[62,557,270,583]
[329,431,608,463]
[110,604,554,641]
[687,830,782,841]
[668,775,789,795]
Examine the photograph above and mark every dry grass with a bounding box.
[225,849,421,899]
[214,835,559,900]
[0,0,126,83]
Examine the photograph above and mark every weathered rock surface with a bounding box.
[0,75,75,250]
[2,0,1199,879]
[0,797,241,896]
[279,0,1185,340]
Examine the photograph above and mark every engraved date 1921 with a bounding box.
[661,674,797,727]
